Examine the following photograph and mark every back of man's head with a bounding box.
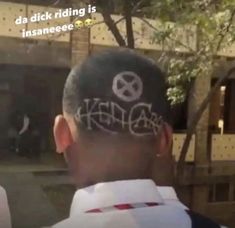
[54,49,172,187]
[63,49,169,135]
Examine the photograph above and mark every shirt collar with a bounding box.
[70,179,170,216]
[157,186,188,209]
[156,186,179,201]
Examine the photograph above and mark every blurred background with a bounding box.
[0,0,234,227]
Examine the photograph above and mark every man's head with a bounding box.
[54,49,173,188]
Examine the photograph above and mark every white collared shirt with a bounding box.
[52,179,192,228]
[0,186,11,228]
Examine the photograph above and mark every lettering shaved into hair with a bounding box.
[74,98,163,136]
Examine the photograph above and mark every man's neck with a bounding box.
[75,175,151,190]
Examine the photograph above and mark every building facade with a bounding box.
[0,0,234,226]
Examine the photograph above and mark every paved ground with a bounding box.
[0,153,71,228]
[1,172,59,228]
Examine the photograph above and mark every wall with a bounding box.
[0,64,69,150]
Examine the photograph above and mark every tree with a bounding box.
[96,0,146,48]
[147,0,235,178]
[96,0,235,179]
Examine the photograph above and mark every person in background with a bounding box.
[52,49,223,228]
[18,113,30,137]
[18,113,31,157]
[0,186,11,228]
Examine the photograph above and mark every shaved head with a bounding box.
[54,49,172,188]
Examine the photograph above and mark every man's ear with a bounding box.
[157,122,173,157]
[53,115,74,154]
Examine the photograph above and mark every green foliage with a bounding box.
[149,0,235,105]
[98,0,235,106]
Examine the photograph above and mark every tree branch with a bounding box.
[176,9,235,180]
[98,0,147,47]
[124,0,135,48]
[93,16,125,27]
[52,0,147,45]
[216,9,235,52]
[139,17,196,53]
[131,0,146,15]
[100,2,127,47]
[176,66,235,181]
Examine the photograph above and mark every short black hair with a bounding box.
[63,48,170,137]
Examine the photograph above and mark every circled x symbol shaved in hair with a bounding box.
[112,71,143,102]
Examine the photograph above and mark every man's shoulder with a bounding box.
[52,205,192,228]
[51,207,226,228]
[186,210,224,228]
